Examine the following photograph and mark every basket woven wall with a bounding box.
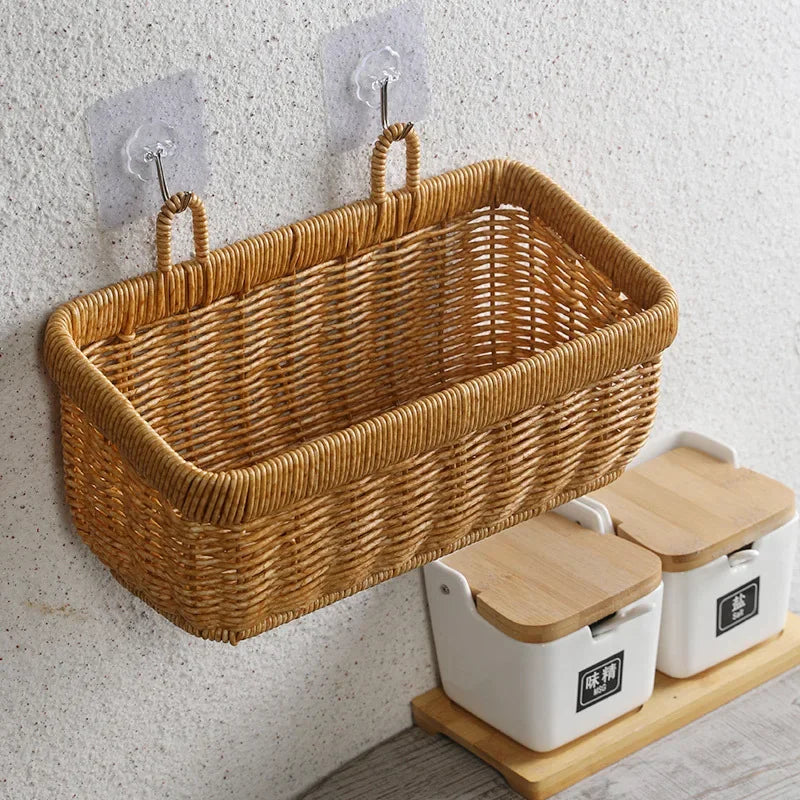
[44,124,678,643]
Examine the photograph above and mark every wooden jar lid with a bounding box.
[441,512,662,643]
[590,447,796,572]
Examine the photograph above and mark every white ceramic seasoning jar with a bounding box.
[590,431,798,679]
[424,499,664,752]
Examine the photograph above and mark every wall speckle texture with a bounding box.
[2,1,799,798]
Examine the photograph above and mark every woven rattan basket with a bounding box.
[44,124,678,643]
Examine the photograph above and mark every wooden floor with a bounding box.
[302,665,800,800]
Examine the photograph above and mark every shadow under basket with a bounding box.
[44,124,678,643]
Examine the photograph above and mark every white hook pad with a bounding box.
[322,1,431,153]
[87,70,208,229]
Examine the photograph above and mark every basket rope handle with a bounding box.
[370,123,421,205]
[155,191,210,272]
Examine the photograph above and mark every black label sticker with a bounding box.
[576,651,624,712]
[717,577,760,636]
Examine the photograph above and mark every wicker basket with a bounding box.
[44,124,678,643]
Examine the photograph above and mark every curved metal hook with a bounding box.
[379,77,414,137]
[144,145,171,203]
[380,77,390,130]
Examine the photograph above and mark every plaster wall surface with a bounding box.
[2,2,799,799]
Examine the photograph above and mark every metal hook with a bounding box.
[380,77,390,130]
[379,77,414,138]
[144,145,171,202]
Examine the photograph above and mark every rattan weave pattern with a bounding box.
[45,124,677,643]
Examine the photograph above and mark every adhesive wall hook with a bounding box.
[322,4,430,152]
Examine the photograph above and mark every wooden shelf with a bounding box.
[412,613,800,800]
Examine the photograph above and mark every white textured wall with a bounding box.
[2,1,799,798]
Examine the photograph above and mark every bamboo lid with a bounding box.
[441,512,662,643]
[590,447,796,572]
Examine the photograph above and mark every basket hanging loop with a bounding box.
[155,191,210,272]
[370,122,421,205]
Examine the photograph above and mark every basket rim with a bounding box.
[44,157,678,526]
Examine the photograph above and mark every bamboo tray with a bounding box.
[412,614,800,800]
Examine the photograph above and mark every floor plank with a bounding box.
[301,667,800,800]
